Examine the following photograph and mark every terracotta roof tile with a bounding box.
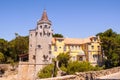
[52,37,93,45]
[40,10,49,21]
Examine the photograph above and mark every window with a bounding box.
[30,44,32,47]
[47,33,50,37]
[58,39,63,42]
[94,38,97,41]
[70,46,74,50]
[33,55,36,60]
[93,55,98,61]
[77,46,80,50]
[40,32,42,36]
[48,26,50,28]
[91,45,94,49]
[49,45,51,50]
[35,32,38,36]
[75,46,77,50]
[49,51,51,54]
[79,56,83,61]
[73,56,76,61]
[30,34,32,37]
[40,26,42,29]
[98,46,100,50]
[64,46,66,51]
[38,45,41,48]
[44,25,47,28]
[54,46,57,51]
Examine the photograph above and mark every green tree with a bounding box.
[8,34,29,61]
[97,29,120,68]
[67,61,93,74]
[53,33,63,38]
[0,52,4,63]
[0,39,8,62]
[57,52,71,67]
[67,61,102,74]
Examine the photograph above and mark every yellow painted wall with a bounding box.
[51,37,102,65]
[51,38,84,59]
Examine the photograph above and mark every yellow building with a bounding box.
[51,36,102,66]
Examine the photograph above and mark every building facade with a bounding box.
[18,10,102,80]
[29,9,53,74]
[18,10,53,80]
[51,36,102,66]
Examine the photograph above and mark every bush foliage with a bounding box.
[57,52,71,67]
[37,64,57,78]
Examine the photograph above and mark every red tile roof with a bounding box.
[52,37,94,45]
[40,10,49,21]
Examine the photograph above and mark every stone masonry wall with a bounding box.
[18,62,29,80]
[36,67,120,80]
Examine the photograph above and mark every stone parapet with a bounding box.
[36,67,120,80]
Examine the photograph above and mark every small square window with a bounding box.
[44,25,47,28]
[38,45,41,48]
[91,45,94,49]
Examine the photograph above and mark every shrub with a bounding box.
[60,64,67,72]
[67,61,95,74]
[37,64,57,78]
[57,52,71,67]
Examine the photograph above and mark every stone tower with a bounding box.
[29,10,53,78]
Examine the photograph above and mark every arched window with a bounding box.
[44,25,47,28]
[40,26,42,29]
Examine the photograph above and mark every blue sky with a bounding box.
[0,0,120,41]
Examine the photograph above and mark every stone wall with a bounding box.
[36,67,120,80]
[18,62,29,80]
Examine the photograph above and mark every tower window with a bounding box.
[35,32,38,36]
[48,26,50,28]
[40,26,42,29]
[30,44,32,47]
[30,34,32,37]
[37,45,41,48]
[49,51,51,54]
[33,55,36,60]
[49,45,51,50]
[94,38,97,41]
[45,25,47,28]
[40,32,42,36]
[47,33,50,36]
